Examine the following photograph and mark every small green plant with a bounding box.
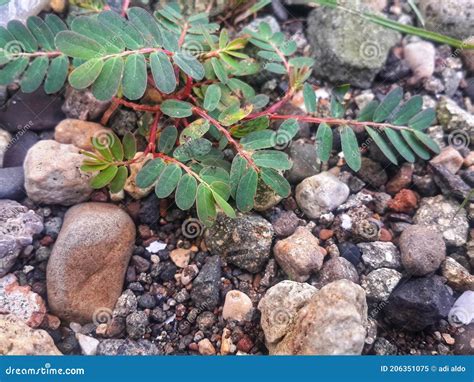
[0,4,440,226]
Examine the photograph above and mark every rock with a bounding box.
[204,213,273,273]
[413,195,468,247]
[387,189,418,213]
[295,172,350,219]
[62,87,110,121]
[76,333,99,356]
[190,256,221,310]
[0,314,61,355]
[307,7,400,88]
[430,146,464,174]
[273,227,324,282]
[0,200,43,277]
[361,268,402,301]
[431,162,471,201]
[399,225,446,276]
[384,276,454,331]
[24,140,94,206]
[258,280,318,348]
[222,290,253,322]
[449,291,474,327]
[245,15,280,34]
[124,153,154,199]
[437,97,474,143]
[96,339,160,355]
[126,311,148,340]
[419,0,473,40]
[358,241,401,270]
[0,129,10,167]
[0,274,46,327]
[357,157,388,188]
[50,0,66,13]
[285,140,321,184]
[113,290,137,318]
[54,119,113,151]
[0,0,49,26]
[338,241,362,266]
[47,203,135,323]
[0,89,64,132]
[403,41,436,83]
[373,337,398,355]
[454,324,474,355]
[272,280,367,355]
[253,179,282,212]
[220,328,233,355]
[385,163,414,195]
[180,264,199,286]
[313,257,359,288]
[271,210,302,237]
[170,248,192,268]
[441,257,474,291]
[198,338,216,355]
[3,130,39,167]
[0,167,24,200]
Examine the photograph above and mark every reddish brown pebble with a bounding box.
[319,229,334,241]
[188,343,199,351]
[236,335,254,353]
[387,189,418,213]
[379,228,393,242]
[138,225,152,240]
[386,163,413,195]
[90,190,108,202]
[40,236,54,246]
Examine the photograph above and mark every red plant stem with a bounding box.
[112,97,161,112]
[121,0,131,16]
[245,89,294,120]
[145,112,161,155]
[153,152,203,181]
[178,75,193,100]
[100,100,120,125]
[178,22,189,48]
[193,107,258,170]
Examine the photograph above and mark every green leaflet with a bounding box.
[98,10,144,50]
[90,165,118,189]
[69,58,104,90]
[173,138,212,162]
[260,168,291,198]
[252,150,292,170]
[401,130,430,160]
[315,122,332,162]
[391,95,422,125]
[236,167,258,212]
[26,16,55,51]
[408,108,436,131]
[230,154,247,198]
[241,130,275,150]
[203,84,221,111]
[55,30,103,60]
[122,53,147,100]
[357,100,379,122]
[109,166,128,193]
[211,188,236,218]
[180,119,210,144]
[365,126,398,165]
[413,130,440,154]
[44,55,68,94]
[127,7,162,46]
[175,174,198,210]
[303,83,316,113]
[173,52,205,80]
[158,125,178,154]
[211,57,228,84]
[155,164,182,198]
[44,14,67,35]
[385,129,415,163]
[340,125,361,171]
[123,132,137,160]
[71,15,124,53]
[20,56,48,93]
[150,51,176,94]
[161,100,193,118]
[7,20,37,52]
[200,166,229,184]
[373,87,403,123]
[92,57,124,101]
[136,158,165,188]
[196,184,217,227]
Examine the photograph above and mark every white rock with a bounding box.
[24,140,93,206]
[403,41,436,83]
[76,333,99,356]
[0,129,11,168]
[146,241,167,253]
[449,291,474,326]
[0,0,49,26]
[222,290,253,322]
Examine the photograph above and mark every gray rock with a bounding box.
[441,257,474,292]
[273,280,367,355]
[0,200,43,277]
[253,179,282,212]
[204,213,273,273]
[96,339,160,355]
[44,217,62,239]
[413,195,468,247]
[453,324,474,355]
[271,210,302,237]
[357,157,388,188]
[62,87,110,121]
[307,7,400,88]
[24,140,94,206]
[273,226,324,282]
[419,0,473,40]
[295,172,350,219]
[0,167,25,200]
[113,290,138,318]
[358,241,402,270]
[399,225,446,276]
[437,97,474,144]
[430,162,471,201]
[245,15,280,34]
[361,268,402,301]
[373,337,398,355]
[258,280,318,350]
[190,256,221,310]
[384,276,454,331]
[3,131,39,167]
[126,311,148,340]
[285,140,321,184]
[313,257,359,288]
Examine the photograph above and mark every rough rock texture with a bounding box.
[24,140,94,206]
[47,203,136,323]
[190,256,221,310]
[285,140,321,184]
[258,280,318,349]
[0,200,43,277]
[273,227,324,282]
[204,213,273,273]
[54,118,112,151]
[222,290,253,322]
[272,280,367,355]
[437,97,474,142]
[0,314,61,355]
[253,180,282,212]
[403,41,436,82]
[307,7,400,88]
[430,146,464,174]
[384,276,454,331]
[441,257,474,291]
[358,157,388,188]
[453,324,474,355]
[62,87,110,121]
[96,339,160,355]
[358,241,402,270]
[399,225,446,276]
[413,195,468,247]
[313,257,359,288]
[361,268,402,301]
[0,274,46,328]
[124,153,155,199]
[295,172,350,219]
[0,167,25,200]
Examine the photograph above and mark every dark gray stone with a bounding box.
[3,131,39,167]
[190,256,221,310]
[0,167,25,200]
[285,140,321,184]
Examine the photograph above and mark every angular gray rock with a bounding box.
[313,257,359,288]
[190,255,221,310]
[0,167,25,200]
[285,140,321,184]
[358,241,402,270]
[0,200,43,277]
[361,268,402,302]
[96,339,160,355]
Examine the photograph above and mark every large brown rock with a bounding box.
[47,203,135,323]
[54,119,112,151]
